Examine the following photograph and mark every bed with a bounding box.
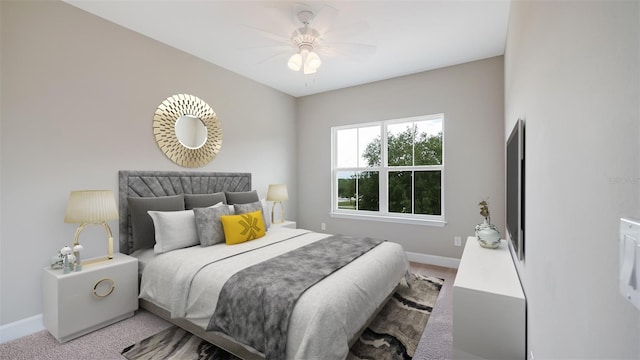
[118,170,409,360]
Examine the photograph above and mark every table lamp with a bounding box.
[266,184,288,224]
[64,190,119,265]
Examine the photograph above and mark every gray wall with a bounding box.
[296,57,505,258]
[505,1,640,358]
[1,1,297,325]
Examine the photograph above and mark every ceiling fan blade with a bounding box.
[238,44,292,53]
[321,43,377,61]
[259,3,301,32]
[306,3,339,34]
[239,3,302,45]
[266,2,305,25]
[256,50,291,65]
[240,24,291,45]
[233,43,293,66]
[321,21,372,42]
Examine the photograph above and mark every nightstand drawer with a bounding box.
[42,253,138,342]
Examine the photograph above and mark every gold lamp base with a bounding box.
[271,201,285,224]
[72,222,114,266]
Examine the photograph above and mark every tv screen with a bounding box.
[506,118,525,260]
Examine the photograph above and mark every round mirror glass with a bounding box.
[175,115,207,149]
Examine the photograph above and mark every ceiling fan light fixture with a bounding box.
[287,52,302,71]
[288,11,323,75]
[291,46,321,74]
[306,51,322,70]
[303,61,316,75]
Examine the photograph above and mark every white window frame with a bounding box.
[330,114,446,227]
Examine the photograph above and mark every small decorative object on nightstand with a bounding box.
[266,184,288,224]
[475,200,501,249]
[42,253,138,342]
[64,190,119,265]
[73,244,84,271]
[60,246,73,274]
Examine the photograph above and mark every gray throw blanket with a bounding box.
[207,235,384,360]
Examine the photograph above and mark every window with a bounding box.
[331,114,444,226]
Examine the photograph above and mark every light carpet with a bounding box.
[122,273,443,360]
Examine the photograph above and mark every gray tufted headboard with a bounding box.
[118,170,251,255]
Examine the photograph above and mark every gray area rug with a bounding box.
[122,273,443,360]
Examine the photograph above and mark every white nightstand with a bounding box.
[272,220,297,229]
[42,253,138,342]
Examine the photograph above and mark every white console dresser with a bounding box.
[453,237,526,359]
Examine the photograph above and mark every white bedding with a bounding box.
[137,226,409,359]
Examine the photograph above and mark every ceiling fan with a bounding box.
[288,10,323,74]
[250,3,376,75]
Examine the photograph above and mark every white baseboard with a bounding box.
[0,314,45,344]
[406,251,460,269]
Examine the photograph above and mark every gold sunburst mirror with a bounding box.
[153,94,222,168]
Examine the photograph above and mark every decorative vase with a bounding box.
[475,219,501,249]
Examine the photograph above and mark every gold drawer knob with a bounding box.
[92,278,115,298]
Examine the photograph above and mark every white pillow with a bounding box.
[148,209,198,254]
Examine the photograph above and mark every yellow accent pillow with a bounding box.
[220,210,266,245]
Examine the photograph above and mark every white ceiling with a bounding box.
[64,1,511,98]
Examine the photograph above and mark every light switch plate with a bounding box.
[619,218,640,311]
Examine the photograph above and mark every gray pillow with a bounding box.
[128,194,185,251]
[234,201,270,231]
[225,190,259,205]
[193,205,230,246]
[184,192,227,209]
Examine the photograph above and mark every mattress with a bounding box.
[137,226,409,359]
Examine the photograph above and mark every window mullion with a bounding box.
[355,128,360,211]
[379,168,388,216]
[412,170,416,215]
[355,171,359,210]
[380,122,388,216]
[331,128,337,212]
[411,123,416,215]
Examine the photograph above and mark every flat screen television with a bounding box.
[506,118,525,260]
